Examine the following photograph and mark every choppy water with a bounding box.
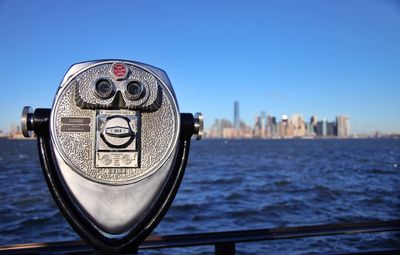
[0,138,399,254]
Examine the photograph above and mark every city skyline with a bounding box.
[0,104,395,137]
[2,101,398,139]
[207,113,352,139]
[0,1,399,134]
[206,101,355,139]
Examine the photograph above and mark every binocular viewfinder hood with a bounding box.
[21,60,203,254]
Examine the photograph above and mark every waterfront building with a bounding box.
[279,115,292,138]
[322,119,327,137]
[253,115,262,138]
[208,118,233,138]
[337,115,350,137]
[260,111,266,138]
[234,101,240,129]
[239,121,254,138]
[290,114,306,137]
[316,119,327,137]
[266,115,272,138]
[310,115,318,135]
[305,122,314,136]
[326,121,337,136]
[271,116,278,137]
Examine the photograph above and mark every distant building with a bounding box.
[326,121,337,136]
[234,101,240,129]
[316,119,337,137]
[336,115,350,137]
[9,124,24,138]
[253,111,268,138]
[266,114,276,138]
[208,118,233,138]
[316,119,327,136]
[310,115,318,135]
[290,114,306,137]
[279,115,290,137]
[271,116,278,137]
[260,111,266,138]
[305,122,314,136]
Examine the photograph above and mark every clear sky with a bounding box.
[0,0,399,134]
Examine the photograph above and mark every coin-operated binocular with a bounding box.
[21,60,203,254]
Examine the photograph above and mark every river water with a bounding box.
[0,138,399,254]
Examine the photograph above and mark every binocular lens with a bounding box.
[125,81,144,100]
[95,79,115,99]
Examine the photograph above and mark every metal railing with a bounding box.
[0,220,399,255]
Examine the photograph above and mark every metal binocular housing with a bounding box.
[21,60,203,254]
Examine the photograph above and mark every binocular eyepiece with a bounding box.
[21,60,203,254]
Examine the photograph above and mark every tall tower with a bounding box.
[336,115,350,137]
[234,101,240,129]
[310,115,318,135]
[260,111,266,138]
[322,118,327,137]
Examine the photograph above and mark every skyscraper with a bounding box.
[234,101,240,129]
[322,119,327,136]
[310,115,318,135]
[316,119,327,136]
[260,111,266,138]
[336,115,350,137]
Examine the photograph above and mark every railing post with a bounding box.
[215,242,235,255]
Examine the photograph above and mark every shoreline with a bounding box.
[201,136,400,140]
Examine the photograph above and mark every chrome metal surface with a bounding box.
[74,62,161,111]
[47,60,182,235]
[50,60,181,185]
[53,146,177,234]
[21,106,33,137]
[194,112,204,140]
[95,110,139,168]
[19,60,203,249]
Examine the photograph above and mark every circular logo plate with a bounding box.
[111,62,128,80]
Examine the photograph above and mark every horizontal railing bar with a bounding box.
[0,220,399,254]
[141,220,400,249]
[325,248,400,255]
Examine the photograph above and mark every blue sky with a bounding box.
[0,0,399,133]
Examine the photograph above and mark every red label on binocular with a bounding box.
[112,63,127,77]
